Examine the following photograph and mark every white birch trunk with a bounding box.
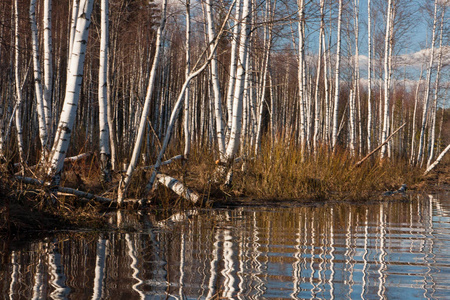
[99,0,111,182]
[380,0,393,159]
[424,144,450,176]
[417,0,438,165]
[43,0,53,144]
[225,0,251,163]
[225,1,241,140]
[427,7,444,168]
[367,0,372,152]
[313,0,325,150]
[298,0,307,153]
[47,0,94,186]
[67,0,79,80]
[30,0,49,158]
[184,0,191,157]
[14,0,25,167]
[206,0,226,159]
[331,0,343,149]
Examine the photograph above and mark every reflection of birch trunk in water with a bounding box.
[424,195,437,299]
[9,252,19,299]
[377,205,387,299]
[125,234,145,299]
[222,229,236,298]
[345,210,355,298]
[48,242,71,299]
[360,209,369,299]
[329,207,335,299]
[291,214,303,298]
[251,212,264,298]
[92,238,107,300]
[32,257,45,300]
[206,230,221,299]
[179,233,186,299]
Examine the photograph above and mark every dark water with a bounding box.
[2,193,450,299]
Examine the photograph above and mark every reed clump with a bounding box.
[217,141,422,201]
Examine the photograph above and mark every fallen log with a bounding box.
[15,176,113,203]
[154,173,202,204]
[424,144,450,176]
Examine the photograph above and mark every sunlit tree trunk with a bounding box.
[30,0,49,159]
[99,0,111,182]
[409,66,424,164]
[380,0,393,159]
[206,0,226,159]
[367,0,372,152]
[331,0,343,149]
[297,0,307,155]
[224,0,251,166]
[14,0,25,167]
[417,0,438,166]
[117,0,167,204]
[43,0,53,144]
[427,6,444,168]
[313,0,325,151]
[47,0,94,187]
[184,0,191,157]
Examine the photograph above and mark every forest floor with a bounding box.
[1,153,449,238]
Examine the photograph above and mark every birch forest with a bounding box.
[1,0,450,203]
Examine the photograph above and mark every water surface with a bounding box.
[1,193,450,299]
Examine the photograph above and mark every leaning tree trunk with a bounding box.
[47,0,94,187]
[117,0,167,205]
[98,0,111,182]
[30,0,49,160]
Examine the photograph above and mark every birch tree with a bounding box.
[99,0,111,182]
[331,0,343,149]
[30,0,49,159]
[43,0,53,143]
[380,0,393,159]
[47,0,95,187]
[14,0,25,167]
[416,0,438,165]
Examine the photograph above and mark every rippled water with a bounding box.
[1,193,450,299]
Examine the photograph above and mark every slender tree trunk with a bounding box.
[331,0,343,149]
[427,7,444,168]
[47,0,94,187]
[205,0,226,159]
[14,0,25,167]
[117,0,167,204]
[43,0,53,145]
[380,0,393,159]
[417,0,438,166]
[367,0,372,153]
[99,0,111,182]
[30,0,49,159]
[184,0,191,157]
